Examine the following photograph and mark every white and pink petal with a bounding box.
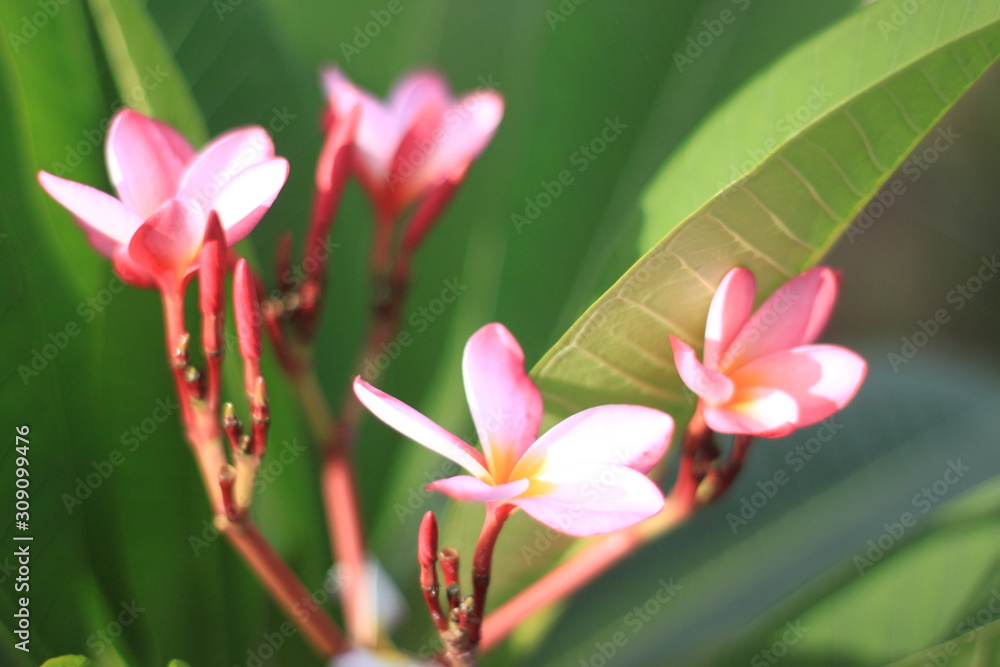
[427,476,528,503]
[353,378,491,480]
[177,126,276,210]
[209,158,290,243]
[514,404,673,478]
[727,345,866,431]
[513,463,665,537]
[462,324,543,480]
[702,386,799,437]
[37,171,142,254]
[724,267,839,371]
[704,267,755,370]
[105,109,194,218]
[127,199,207,289]
[669,335,734,405]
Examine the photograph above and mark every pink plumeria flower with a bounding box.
[321,67,503,222]
[670,267,867,438]
[354,323,674,537]
[38,109,289,291]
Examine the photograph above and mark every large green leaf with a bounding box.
[86,0,207,142]
[533,0,1000,418]
[889,618,1000,667]
[520,354,1000,665]
[0,3,147,665]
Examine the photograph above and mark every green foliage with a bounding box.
[2,0,999,665]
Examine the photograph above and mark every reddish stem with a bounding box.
[418,512,449,633]
[703,434,755,501]
[440,548,461,614]
[480,499,690,652]
[671,408,716,511]
[223,518,345,656]
[321,431,374,645]
[161,287,226,514]
[466,504,514,647]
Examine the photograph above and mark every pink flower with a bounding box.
[321,68,503,222]
[354,324,673,537]
[38,109,289,291]
[670,267,867,437]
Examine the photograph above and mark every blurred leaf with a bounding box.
[888,618,1000,667]
[78,0,324,665]
[41,657,93,667]
[533,0,1000,419]
[0,1,146,664]
[85,0,207,142]
[519,354,1000,665]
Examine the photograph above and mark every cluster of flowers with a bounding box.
[39,66,866,664]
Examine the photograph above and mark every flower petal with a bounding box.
[353,378,490,479]
[723,267,839,371]
[727,345,867,430]
[177,126,276,211]
[388,71,450,124]
[704,267,755,370]
[513,405,673,480]
[669,335,734,404]
[512,463,664,537]
[105,109,194,218]
[421,90,503,182]
[703,387,800,437]
[388,99,448,210]
[127,199,207,288]
[322,67,399,187]
[427,476,528,502]
[111,245,157,288]
[462,324,543,481]
[37,171,142,255]
[210,158,290,243]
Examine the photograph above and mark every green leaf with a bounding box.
[521,354,1000,665]
[40,657,93,667]
[533,0,1000,418]
[85,0,207,143]
[888,619,1000,667]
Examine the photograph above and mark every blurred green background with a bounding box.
[2,0,1000,665]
